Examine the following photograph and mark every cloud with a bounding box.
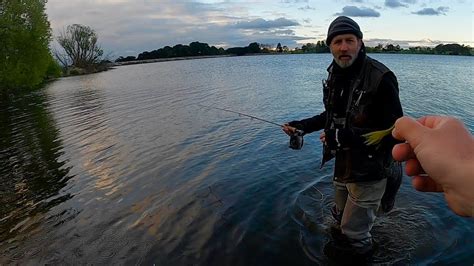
[385,0,417,7]
[385,0,406,8]
[280,0,308,3]
[234,18,299,29]
[298,5,316,11]
[46,1,308,56]
[412,6,449,15]
[335,6,381,17]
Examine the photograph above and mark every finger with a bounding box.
[319,133,325,141]
[392,116,428,148]
[282,126,295,136]
[419,116,468,138]
[392,143,416,161]
[405,158,425,176]
[416,116,446,129]
[411,175,444,192]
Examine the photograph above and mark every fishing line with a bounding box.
[197,104,283,127]
[198,103,305,150]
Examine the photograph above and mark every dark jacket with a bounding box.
[289,50,403,182]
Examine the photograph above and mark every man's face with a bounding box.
[329,34,362,68]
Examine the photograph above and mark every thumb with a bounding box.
[392,116,427,149]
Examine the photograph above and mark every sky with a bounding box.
[45,0,474,57]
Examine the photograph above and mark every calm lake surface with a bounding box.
[1,54,473,265]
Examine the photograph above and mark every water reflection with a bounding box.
[68,83,124,193]
[0,90,72,248]
[0,55,472,264]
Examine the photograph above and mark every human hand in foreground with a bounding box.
[392,116,474,217]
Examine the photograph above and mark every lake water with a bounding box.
[1,54,473,265]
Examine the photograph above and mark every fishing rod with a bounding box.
[198,103,305,150]
[197,104,283,127]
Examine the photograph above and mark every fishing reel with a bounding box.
[289,129,304,150]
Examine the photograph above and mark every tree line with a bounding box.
[117,41,472,63]
[365,43,472,56]
[293,42,472,56]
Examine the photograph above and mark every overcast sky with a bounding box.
[46,0,473,57]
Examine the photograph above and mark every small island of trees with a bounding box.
[115,42,264,63]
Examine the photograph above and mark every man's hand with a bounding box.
[320,131,326,144]
[282,124,297,136]
[392,116,474,217]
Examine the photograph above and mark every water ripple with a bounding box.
[1,54,473,265]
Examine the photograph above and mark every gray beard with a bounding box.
[334,55,357,68]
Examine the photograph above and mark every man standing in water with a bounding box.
[282,16,403,258]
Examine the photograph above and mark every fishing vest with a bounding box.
[322,56,393,182]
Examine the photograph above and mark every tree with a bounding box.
[0,0,54,90]
[247,42,261,53]
[226,47,247,56]
[434,44,471,56]
[276,43,283,53]
[56,24,104,70]
[115,56,136,63]
[382,43,401,53]
[301,43,314,52]
[300,41,329,53]
[176,44,189,56]
[189,41,214,56]
[259,44,273,53]
[226,43,263,56]
[136,42,224,60]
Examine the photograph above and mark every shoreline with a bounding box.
[112,54,235,66]
[111,53,290,67]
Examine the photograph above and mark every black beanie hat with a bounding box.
[326,16,363,45]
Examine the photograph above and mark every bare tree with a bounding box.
[53,48,70,71]
[56,24,103,69]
